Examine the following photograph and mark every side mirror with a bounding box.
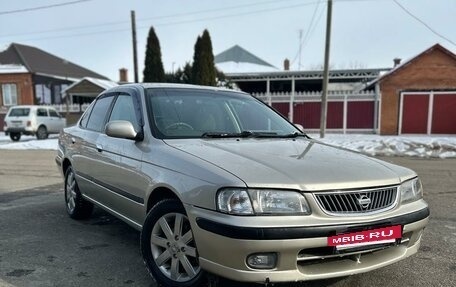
[105,120,139,140]
[294,123,304,132]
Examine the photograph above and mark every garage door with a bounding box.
[400,92,456,134]
[400,94,429,134]
[431,93,456,134]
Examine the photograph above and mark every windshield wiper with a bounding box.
[281,132,311,139]
[201,131,254,138]
[201,131,309,139]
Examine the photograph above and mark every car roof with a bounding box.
[107,83,248,95]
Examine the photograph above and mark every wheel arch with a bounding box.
[37,123,47,130]
[62,158,72,175]
[146,186,181,213]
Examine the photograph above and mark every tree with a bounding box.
[191,29,216,86]
[143,26,165,82]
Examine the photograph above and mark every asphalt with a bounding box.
[0,151,455,287]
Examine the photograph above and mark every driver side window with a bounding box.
[109,94,139,131]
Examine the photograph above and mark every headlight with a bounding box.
[217,188,311,215]
[217,189,253,215]
[400,178,423,204]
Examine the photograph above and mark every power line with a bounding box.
[291,0,323,67]
[0,0,303,38]
[0,0,94,15]
[393,0,456,47]
[16,1,323,42]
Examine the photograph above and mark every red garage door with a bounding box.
[431,93,456,134]
[401,92,456,134]
[401,94,429,134]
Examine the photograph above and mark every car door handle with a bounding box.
[96,144,103,152]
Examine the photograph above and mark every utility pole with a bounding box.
[131,10,139,83]
[320,0,333,138]
[298,29,303,70]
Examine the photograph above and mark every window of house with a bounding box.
[35,84,51,104]
[2,84,18,106]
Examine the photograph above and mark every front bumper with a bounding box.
[187,204,429,283]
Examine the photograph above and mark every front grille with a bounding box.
[314,186,398,215]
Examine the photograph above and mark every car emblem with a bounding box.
[357,195,371,209]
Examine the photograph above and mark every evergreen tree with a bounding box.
[191,30,216,86]
[143,26,165,82]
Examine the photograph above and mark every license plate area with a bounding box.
[328,225,402,252]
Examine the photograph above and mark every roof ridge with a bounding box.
[11,43,32,72]
[215,45,276,68]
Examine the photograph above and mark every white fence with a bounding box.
[47,104,91,113]
[252,90,380,134]
[252,90,377,104]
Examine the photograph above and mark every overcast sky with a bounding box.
[0,0,455,81]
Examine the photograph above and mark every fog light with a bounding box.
[246,253,277,269]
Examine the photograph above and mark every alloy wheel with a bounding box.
[150,212,200,282]
[65,169,77,213]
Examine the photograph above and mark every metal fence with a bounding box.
[252,90,379,134]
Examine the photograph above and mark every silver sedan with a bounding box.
[56,83,429,287]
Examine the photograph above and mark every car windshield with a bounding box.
[146,88,301,139]
[8,108,30,117]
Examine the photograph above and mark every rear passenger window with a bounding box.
[37,108,48,117]
[49,109,60,118]
[80,102,94,128]
[86,96,114,132]
[109,94,139,131]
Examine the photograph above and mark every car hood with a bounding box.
[164,138,414,191]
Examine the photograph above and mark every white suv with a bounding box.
[4,105,66,141]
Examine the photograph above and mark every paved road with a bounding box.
[0,150,61,194]
[0,152,455,287]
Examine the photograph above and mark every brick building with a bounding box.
[377,44,456,135]
[0,43,108,130]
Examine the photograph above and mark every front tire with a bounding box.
[36,125,48,140]
[64,166,93,219]
[141,199,204,287]
[10,133,21,141]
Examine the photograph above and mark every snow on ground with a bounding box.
[308,134,456,159]
[0,132,455,158]
[0,133,58,150]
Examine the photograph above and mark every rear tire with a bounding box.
[36,126,48,140]
[64,166,93,219]
[141,199,205,287]
[10,133,21,141]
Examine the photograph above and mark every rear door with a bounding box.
[71,94,115,200]
[36,107,50,131]
[47,108,65,133]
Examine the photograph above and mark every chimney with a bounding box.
[283,58,290,71]
[393,58,401,67]
[119,68,128,83]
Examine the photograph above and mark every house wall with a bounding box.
[0,73,34,108]
[0,73,34,131]
[380,48,456,135]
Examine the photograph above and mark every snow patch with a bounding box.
[311,134,456,158]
